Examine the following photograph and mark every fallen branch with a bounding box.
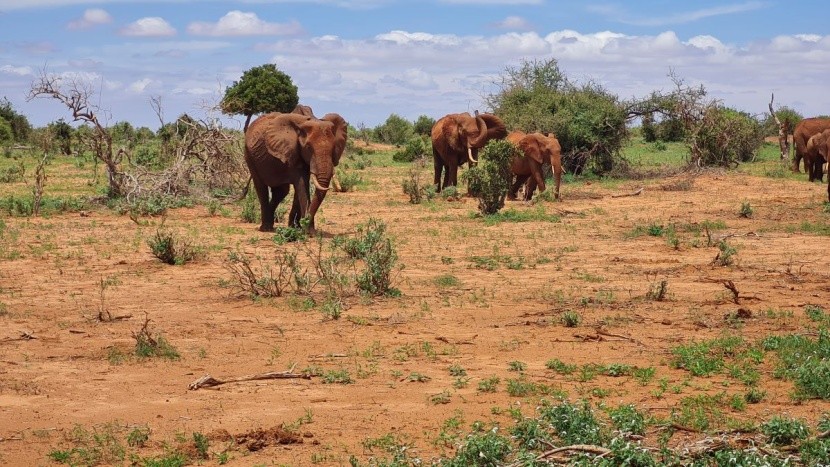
[189,368,311,390]
[596,328,643,345]
[611,187,643,198]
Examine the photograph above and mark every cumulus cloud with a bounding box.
[492,16,532,31]
[67,8,113,30]
[126,78,160,93]
[187,11,303,36]
[0,65,34,76]
[119,17,176,37]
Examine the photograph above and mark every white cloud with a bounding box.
[493,16,532,31]
[0,65,34,76]
[589,1,769,27]
[126,78,159,93]
[187,11,303,36]
[119,17,176,37]
[67,8,113,30]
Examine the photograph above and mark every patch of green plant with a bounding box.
[762,330,830,398]
[505,377,538,397]
[800,437,830,466]
[738,201,753,218]
[670,335,746,377]
[392,136,429,163]
[744,387,766,404]
[761,416,810,446]
[127,426,150,448]
[434,274,460,288]
[192,432,209,459]
[442,427,512,467]
[477,376,500,393]
[463,139,516,215]
[546,358,577,375]
[713,240,737,266]
[48,423,126,466]
[608,404,647,436]
[240,188,259,223]
[539,399,605,445]
[134,333,180,361]
[671,393,731,432]
[147,229,200,265]
[805,305,828,323]
[507,360,526,372]
[335,167,363,192]
[480,206,561,226]
[796,220,830,236]
[337,218,400,296]
[321,368,353,384]
[273,225,307,244]
[561,310,581,327]
[320,297,343,320]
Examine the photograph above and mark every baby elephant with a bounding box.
[507,131,562,201]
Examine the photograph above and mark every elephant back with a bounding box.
[245,113,312,166]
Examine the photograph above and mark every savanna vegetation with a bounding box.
[1,59,829,466]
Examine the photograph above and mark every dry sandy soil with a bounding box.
[1,163,830,465]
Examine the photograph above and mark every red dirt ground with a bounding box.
[1,168,830,465]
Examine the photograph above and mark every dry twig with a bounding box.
[189,369,311,390]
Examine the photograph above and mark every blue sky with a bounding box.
[1,0,829,130]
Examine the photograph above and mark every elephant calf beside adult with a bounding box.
[793,117,830,181]
[806,129,830,201]
[244,112,347,233]
[431,111,507,191]
[507,131,563,201]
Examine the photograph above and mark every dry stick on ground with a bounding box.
[506,444,612,465]
[611,187,643,198]
[189,365,311,390]
[595,327,644,345]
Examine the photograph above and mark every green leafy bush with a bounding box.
[463,139,516,215]
[392,137,430,163]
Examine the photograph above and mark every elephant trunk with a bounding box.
[467,113,489,150]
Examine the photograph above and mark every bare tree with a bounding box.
[768,93,790,161]
[27,69,129,198]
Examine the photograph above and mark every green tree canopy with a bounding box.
[0,97,32,143]
[413,115,436,136]
[48,118,73,155]
[220,64,299,131]
[0,117,13,145]
[374,114,414,146]
[487,59,627,174]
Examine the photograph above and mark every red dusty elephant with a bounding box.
[507,131,562,201]
[431,111,507,191]
[806,129,830,201]
[244,112,347,233]
[793,117,830,180]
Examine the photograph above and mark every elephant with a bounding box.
[506,131,562,201]
[431,111,507,191]
[792,117,830,179]
[807,129,830,199]
[244,112,347,233]
[292,104,316,118]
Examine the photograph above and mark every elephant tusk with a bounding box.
[468,147,478,164]
[310,173,330,192]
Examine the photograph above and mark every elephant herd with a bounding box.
[793,117,830,202]
[244,108,562,233]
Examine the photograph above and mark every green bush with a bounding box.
[689,106,764,167]
[147,229,199,265]
[338,218,400,296]
[374,114,414,146]
[463,139,516,215]
[392,137,430,163]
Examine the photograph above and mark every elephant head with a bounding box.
[508,131,563,201]
[432,111,507,190]
[292,104,316,118]
[244,112,347,232]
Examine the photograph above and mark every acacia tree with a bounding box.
[28,69,128,198]
[220,64,299,132]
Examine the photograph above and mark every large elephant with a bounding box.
[793,118,830,179]
[431,111,507,191]
[807,129,830,199]
[244,112,347,232]
[507,131,562,201]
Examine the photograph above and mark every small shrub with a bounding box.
[646,279,668,301]
[0,161,24,183]
[339,218,400,296]
[546,358,577,375]
[147,229,199,265]
[273,226,307,244]
[561,310,581,327]
[477,376,500,393]
[445,428,511,466]
[745,387,766,404]
[539,400,604,445]
[761,416,810,445]
[507,361,527,372]
[392,137,429,163]
[321,368,353,384]
[223,250,299,298]
[240,188,259,223]
[505,377,538,397]
[713,240,736,266]
[463,139,516,215]
[132,317,180,361]
[608,404,647,436]
[335,168,362,192]
[739,201,753,218]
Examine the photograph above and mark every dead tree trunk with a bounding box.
[768,93,790,161]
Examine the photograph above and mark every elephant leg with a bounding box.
[290,175,311,229]
[250,174,275,232]
[445,162,458,189]
[524,178,538,202]
[509,174,529,200]
[269,184,289,223]
[433,154,444,191]
[530,162,546,199]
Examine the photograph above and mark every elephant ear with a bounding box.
[442,113,467,151]
[479,113,508,141]
[322,113,348,167]
[259,114,309,163]
[518,136,544,165]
